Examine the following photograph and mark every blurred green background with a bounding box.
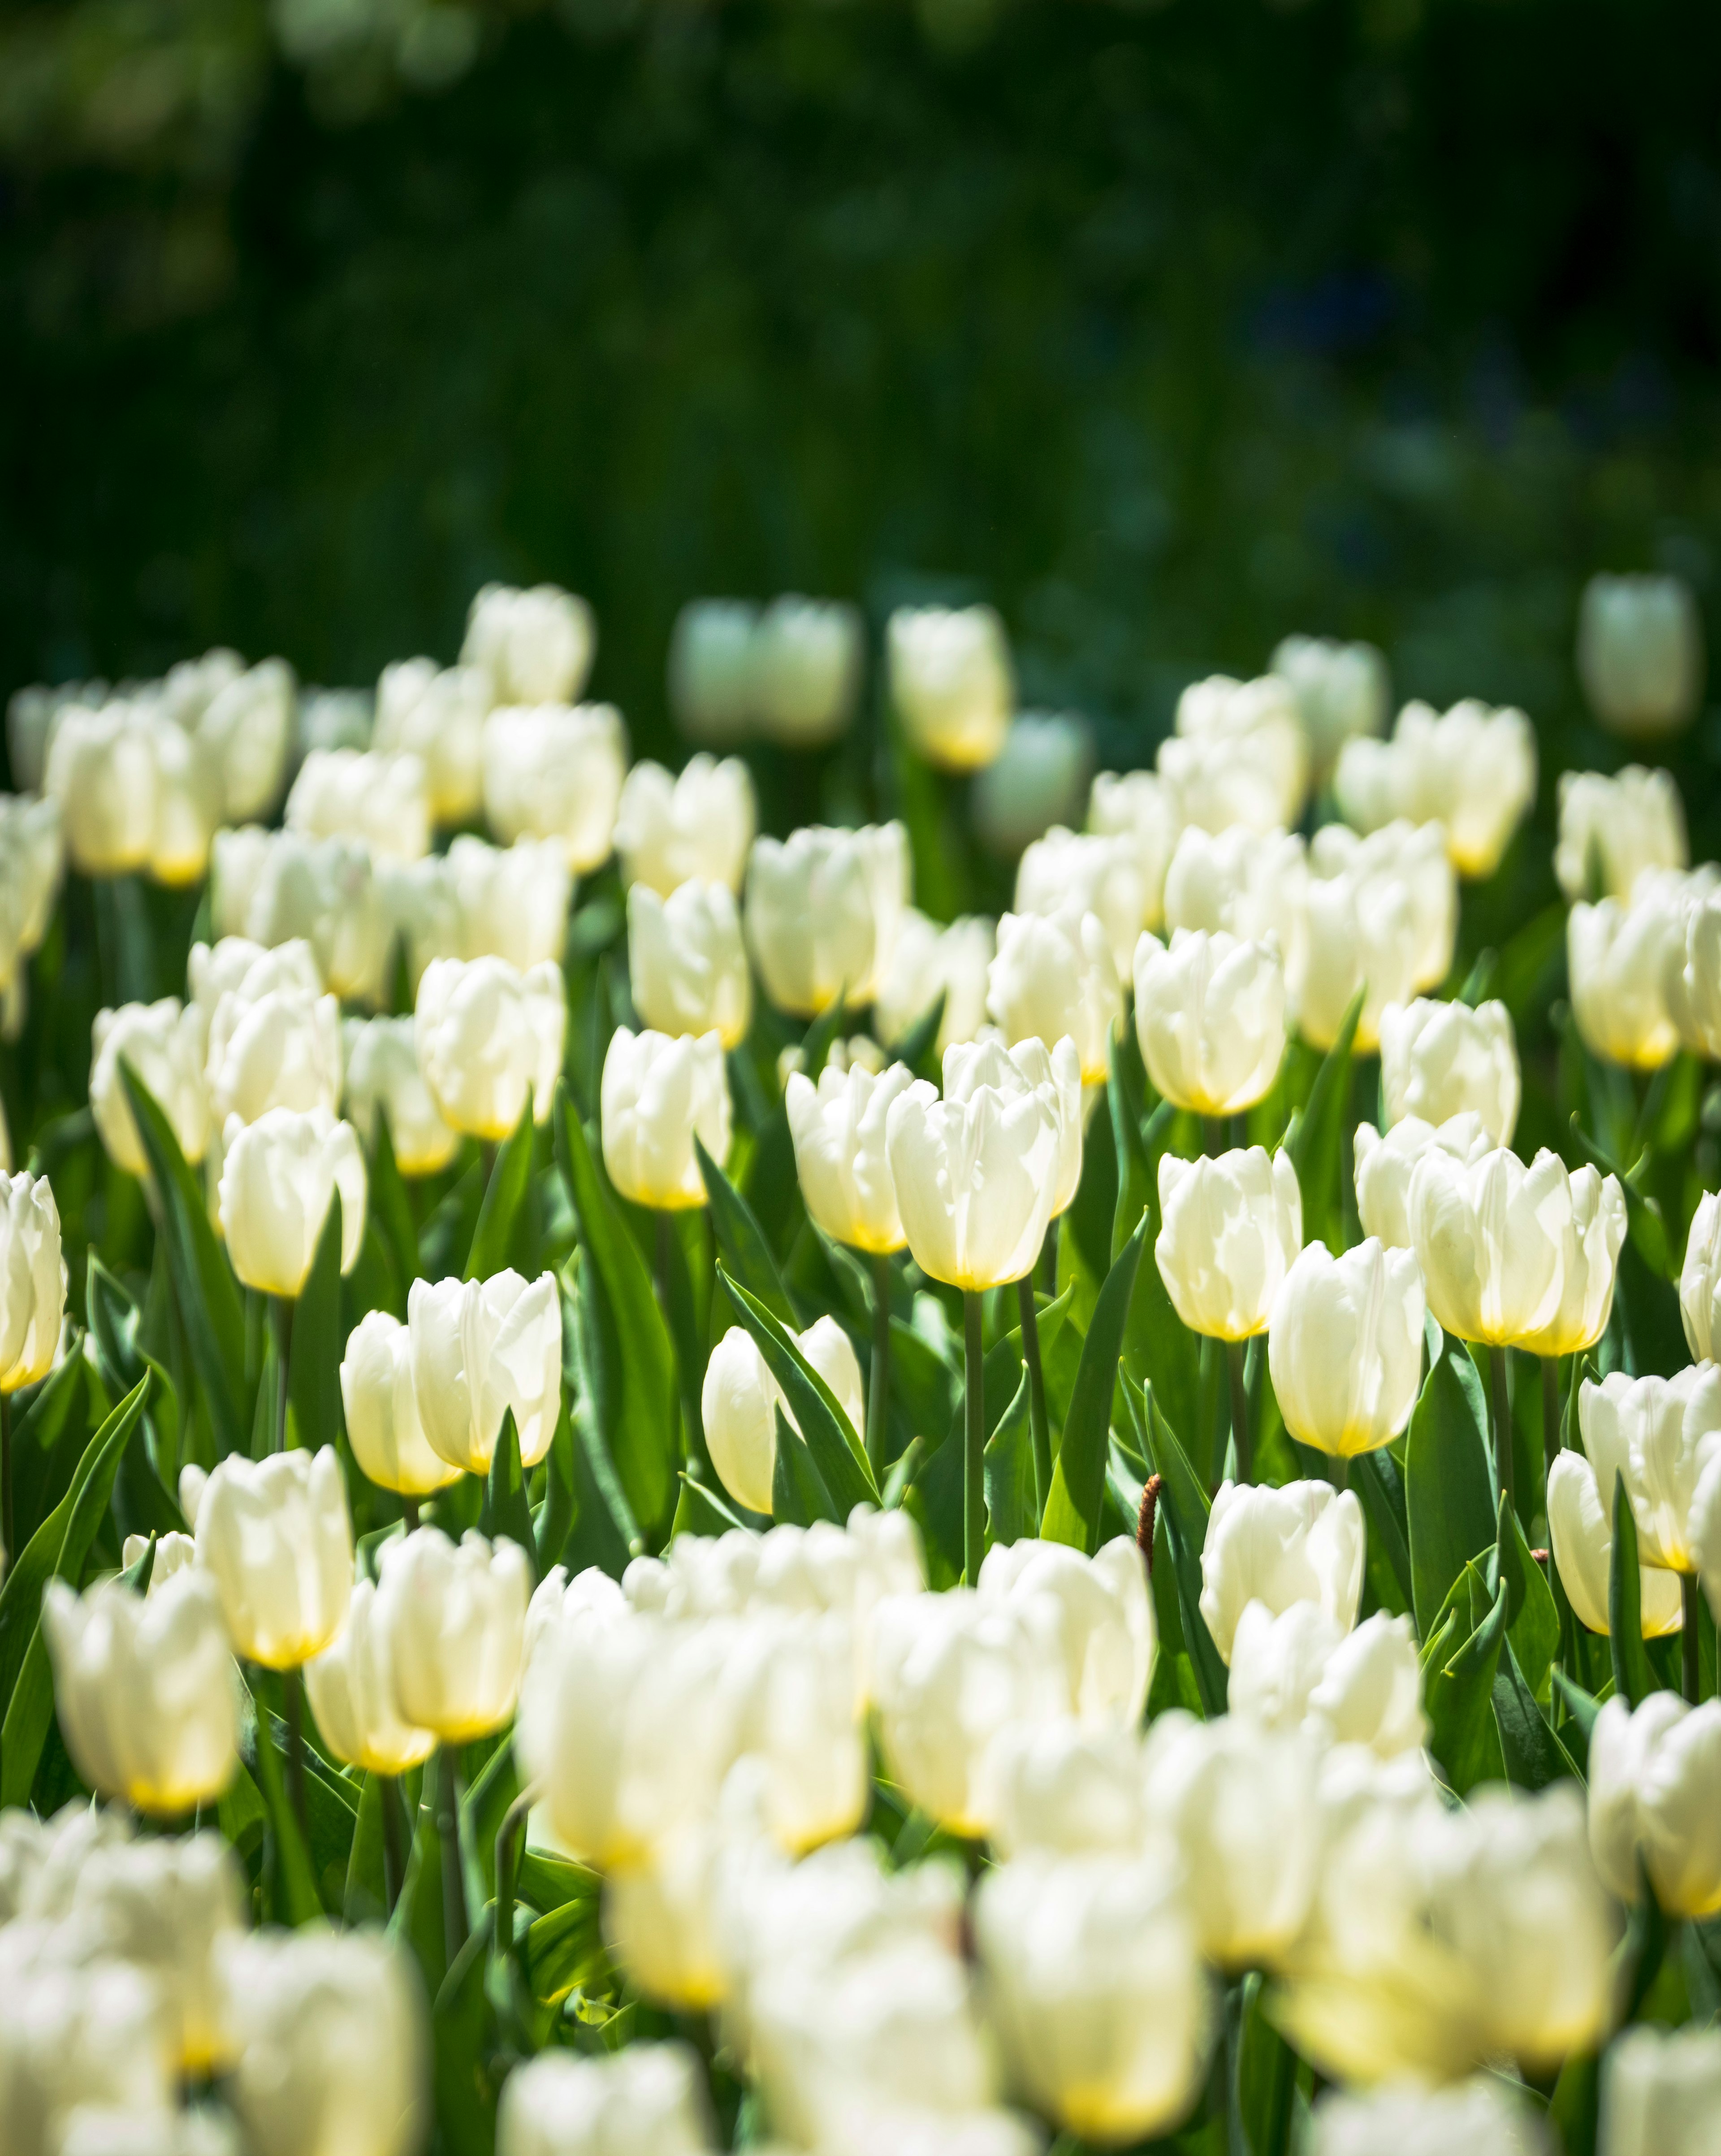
[5,0,1721,826]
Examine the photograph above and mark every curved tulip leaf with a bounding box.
[1287,984,1364,1255]
[10,1347,91,1554]
[288,1191,345,1454]
[771,1404,838,1526]
[481,1409,537,1580]
[1042,1214,1146,1555]
[432,1915,500,2156]
[982,1370,1036,1549]
[1122,1099,1201,1458]
[532,1403,576,1575]
[1422,1559,1509,1796]
[465,1102,536,1283]
[720,1269,878,1515]
[675,1471,752,1538]
[1404,1328,1497,1637]
[696,1136,797,1326]
[1493,1635,1577,1790]
[887,989,947,1080]
[1353,1447,1414,1615]
[243,1694,331,1925]
[1609,1472,1656,1709]
[1135,1380,1227,1718]
[1108,1024,1152,1265]
[566,1256,646,1563]
[1490,1489,1560,1703]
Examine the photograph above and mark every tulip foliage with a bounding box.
[5,580,1721,2155]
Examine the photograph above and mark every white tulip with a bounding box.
[1270,634,1389,781]
[703,1317,865,1517]
[1173,672,1310,830]
[1014,826,1145,978]
[407,1269,562,1474]
[1579,1365,1721,1577]
[463,580,595,706]
[885,1052,1063,1293]
[304,1577,436,1778]
[1601,2025,1721,2156]
[440,833,572,974]
[1578,572,1703,740]
[194,1446,351,1670]
[1269,1238,1424,1458]
[285,749,431,863]
[1133,928,1285,1118]
[948,1034,1084,1218]
[978,1537,1155,1729]
[376,1526,532,1742]
[1087,767,1181,930]
[1162,823,1309,957]
[971,714,1094,856]
[1569,886,1690,1070]
[786,1059,915,1255]
[1310,818,1457,992]
[1378,996,1519,1145]
[140,708,221,885]
[744,822,909,1016]
[415,954,565,1139]
[1516,1162,1628,1360]
[42,701,158,875]
[627,880,752,1048]
[987,906,1120,1084]
[341,1309,461,1498]
[887,605,1013,771]
[726,1609,871,1852]
[0,1959,173,2156]
[481,703,628,870]
[1199,1478,1364,1664]
[1314,2080,1549,2156]
[90,1000,210,1176]
[1336,699,1538,878]
[1156,731,1288,837]
[0,1171,67,1393]
[0,792,64,983]
[1155,1147,1302,1343]
[1228,1602,1428,1758]
[1408,1143,1589,1349]
[873,909,994,1054]
[1669,884,1721,1060]
[985,1721,1153,1859]
[1291,861,1418,1053]
[1555,765,1687,905]
[753,595,863,746]
[601,1026,731,1211]
[196,656,295,822]
[601,1824,731,2010]
[1545,1450,1685,1638]
[372,658,488,823]
[340,1016,457,1176]
[1588,1692,1721,1917]
[43,1571,238,1816]
[499,2043,714,2156]
[122,1529,196,1593]
[216,1108,365,1296]
[614,755,757,897]
[214,831,393,1006]
[1683,1191,1721,1362]
[204,977,342,1129]
[1353,1112,1491,1250]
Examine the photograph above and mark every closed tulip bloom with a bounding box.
[0,791,64,976]
[885,1057,1063,1293]
[482,702,628,870]
[887,604,1013,771]
[1014,827,1144,978]
[205,981,342,1129]
[463,580,595,706]
[43,1571,238,1815]
[1291,863,1418,1053]
[1134,928,1286,1117]
[1174,672,1310,831]
[1517,1165,1628,1358]
[377,1526,531,1742]
[977,1537,1156,1729]
[142,709,222,886]
[1228,1602,1428,1759]
[222,1926,427,2156]
[285,749,431,864]
[1156,731,1289,838]
[407,1269,562,1474]
[615,755,757,897]
[972,714,1095,857]
[1087,768,1181,930]
[985,1723,1154,1859]
[1337,698,1538,879]
[304,1578,436,1778]
[341,1310,461,1498]
[1578,572,1704,740]
[217,1108,366,1295]
[987,907,1121,1085]
[1670,886,1721,1060]
[1353,1111,1493,1250]
[215,831,393,1007]
[1579,1365,1721,1577]
[1378,996,1520,1145]
[601,1026,731,1211]
[340,1017,457,1177]
[1408,1144,1574,1347]
[1601,2026,1721,2156]
[0,1959,174,2156]
[752,595,862,746]
[1588,1692,1721,1916]
[947,1035,1085,1217]
[195,1447,352,1669]
[372,658,488,824]
[744,822,909,1016]
[0,1171,65,1393]
[1269,1238,1424,1459]
[1199,1478,1364,1664]
[1569,893,1685,1070]
[703,1317,865,1517]
[1546,1450,1686,1637]
[415,954,565,1139]
[441,834,572,974]
[1310,819,1457,992]
[1271,635,1389,782]
[873,910,994,1053]
[627,880,752,1048]
[602,1827,730,2008]
[43,701,158,874]
[1555,765,1687,905]
[90,1000,211,1174]
[122,1528,196,1592]
[1156,1147,1302,1344]
[1162,823,1309,967]
[499,2045,714,2156]
[195,655,295,823]
[1314,2080,1550,2156]
[1683,1191,1721,1362]
[786,1059,916,1254]
[975,1851,1210,2145]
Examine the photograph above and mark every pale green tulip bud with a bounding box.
[885,1056,1063,1293]
[1271,634,1389,784]
[286,748,431,865]
[1407,1143,1573,1348]
[702,1317,864,1519]
[195,1446,352,1670]
[1199,1478,1363,1665]
[615,755,756,897]
[1379,995,1519,1145]
[987,906,1120,1085]
[1228,1602,1427,1759]
[43,1571,238,1817]
[1601,2026,1721,2156]
[341,1309,461,1497]
[415,953,565,1139]
[1336,699,1537,879]
[887,604,1013,772]
[500,2043,715,2156]
[977,1537,1155,1731]
[463,580,595,706]
[973,716,1095,858]
[1133,927,1286,1119]
[91,999,211,1175]
[1088,767,1181,931]
[373,658,488,825]
[1353,1111,1492,1250]
[1578,572,1703,741]
[1545,1450,1685,1638]
[481,703,627,871]
[406,1269,561,1475]
[600,1026,731,1212]
[1155,1146,1302,1344]
[1589,1692,1721,1918]
[217,1108,365,1295]
[668,600,760,745]
[1314,2080,1549,2156]
[43,701,159,875]
[627,880,752,1049]
[1578,1365,1721,1576]
[0,1170,67,1393]
[340,1016,456,1177]
[786,1059,916,1255]
[305,1576,436,1778]
[753,595,863,748]
[744,822,909,1017]
[376,1526,530,1744]
[1268,1238,1424,1459]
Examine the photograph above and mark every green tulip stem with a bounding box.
[1541,1354,1562,1480]
[0,1390,12,1566]
[1226,1339,1252,1485]
[273,1295,294,1452]
[282,1664,308,1839]
[379,1771,407,1913]
[401,1494,419,1537]
[438,1745,467,1966]
[654,1210,672,1322]
[963,1290,986,1586]
[1490,1345,1515,1517]
[867,1251,893,1484]
[493,1789,534,1966]
[1683,1575,1702,1706]
[1017,1270,1053,1520]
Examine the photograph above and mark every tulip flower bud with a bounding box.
[1314,2080,1551,2156]
[1571,880,1697,1073]
[752,595,863,747]
[285,749,431,864]
[1270,634,1389,783]
[627,881,752,1048]
[1155,1147,1302,1344]
[785,1060,916,1255]
[0,791,64,970]
[1589,1692,1721,1916]
[440,833,572,975]
[873,909,994,1054]
[977,1537,1155,1729]
[702,1318,865,1517]
[340,1016,457,1177]
[1408,1144,1577,1348]
[191,655,294,823]
[1268,1238,1424,1459]
[1578,572,1703,740]
[142,710,222,887]
[415,954,565,1139]
[987,907,1121,1085]
[213,831,393,1007]
[604,1827,730,2006]
[973,1850,1211,2144]
[1311,818,1456,993]
[1601,2026,1721,2156]
[1546,1449,1685,1637]
[1555,764,1687,906]
[122,1528,196,1592]
[887,604,1013,771]
[1156,732,1287,837]
[372,658,488,824]
[1578,1365,1721,1578]
[195,1446,352,1669]
[341,1309,461,1499]
[1163,823,1309,966]
[1229,1601,1428,1758]
[1354,1112,1492,1250]
[0,1170,66,1393]
[1291,862,1418,1053]
[499,2044,715,2156]
[43,701,158,875]
[482,702,627,871]
[1199,1478,1364,1664]
[744,822,909,1016]
[949,1035,1084,1219]
[90,1000,211,1176]
[407,1269,562,1475]
[0,1959,174,2156]
[971,715,1094,857]
[885,1053,1064,1293]
[729,1609,872,1851]
[463,580,595,706]
[1133,928,1286,1118]
[217,1108,366,1295]
[1517,1164,1628,1358]
[616,755,757,897]
[1014,826,1144,978]
[1669,885,1721,1060]
[304,1577,437,1778]
[985,1721,1153,1859]
[1337,699,1537,879]
[1144,1709,1323,1969]
[222,1926,427,2156]
[205,976,342,1130]
[1173,673,1310,831]
[376,1526,531,1742]
[667,599,759,744]
[43,1571,238,1815]
[601,1026,732,1212]
[1088,768,1181,931]
[1683,1190,1721,1363]
[1378,995,1519,1145]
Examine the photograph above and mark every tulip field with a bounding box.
[3,574,1721,2156]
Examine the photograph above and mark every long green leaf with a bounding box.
[720,1270,878,1514]
[465,1102,536,1281]
[1139,1383,1228,1716]
[481,1409,537,1578]
[1609,1472,1656,1708]
[1042,1214,1147,1553]
[1404,1327,1497,1637]
[370,1110,419,1305]
[771,1405,838,1525]
[1353,1446,1414,1613]
[1423,1560,1509,1795]
[289,1191,344,1452]
[1287,985,1364,1254]
[695,1135,797,1325]
[1122,1099,1201,1455]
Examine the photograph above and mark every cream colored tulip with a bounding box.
[122,1528,195,1593]
[1155,1147,1302,1343]
[1569,892,1685,1070]
[753,595,862,747]
[886,604,1013,771]
[90,1000,211,1175]
[1578,572,1703,740]
[703,1317,865,1516]
[987,906,1120,1084]
[1601,2026,1721,2156]
[668,599,758,744]
[1269,1238,1424,1459]
[142,708,222,885]
[1013,826,1143,978]
[614,755,757,896]
[341,1309,462,1498]
[1310,818,1456,993]
[204,973,342,1129]
[441,833,572,974]
[1162,822,1309,957]
[1579,1365,1721,1577]
[195,1446,351,1669]
[1199,1478,1364,1664]
[43,701,158,875]
[1353,1111,1493,1250]
[415,954,566,1139]
[1378,996,1519,1145]
[372,657,488,823]
[1291,862,1418,1053]
[601,1026,731,1211]
[463,580,595,705]
[977,1537,1156,1730]
[1314,2080,1551,2156]
[197,655,294,823]
[1336,699,1537,878]
[1133,928,1286,1118]
[0,791,64,982]
[1174,672,1310,830]
[1588,1692,1721,1917]
[946,1034,1084,1218]
[1228,1602,1428,1759]
[1670,885,1721,1060]
[785,1059,916,1254]
[1545,1449,1685,1637]
[0,1171,67,1392]
[1271,634,1389,782]
[744,822,909,1016]
[972,714,1095,857]
[986,1722,1153,1859]
[340,1016,457,1177]
[1555,765,1686,904]
[873,909,994,1054]
[499,2044,715,2156]
[285,748,431,864]
[217,1108,366,1296]
[1087,767,1181,930]
[304,1577,437,1777]
[1517,1165,1627,1358]
[1156,731,1288,837]
[481,702,627,870]
[376,1526,532,1743]
[1407,1143,1574,1348]
[1683,1190,1721,1362]
[407,1269,562,1474]
[627,880,752,1048]
[214,830,393,1006]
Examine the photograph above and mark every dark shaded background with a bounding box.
[4,0,1721,811]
